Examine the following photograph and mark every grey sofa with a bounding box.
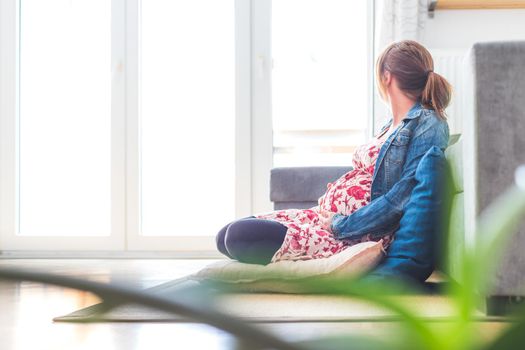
[270,41,525,315]
[463,41,525,315]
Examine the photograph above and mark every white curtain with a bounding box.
[373,0,429,132]
[378,0,429,50]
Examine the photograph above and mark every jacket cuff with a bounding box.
[330,214,344,238]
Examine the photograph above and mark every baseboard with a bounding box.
[0,250,224,259]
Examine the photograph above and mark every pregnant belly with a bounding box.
[318,170,372,216]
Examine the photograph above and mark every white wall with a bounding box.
[371,8,525,135]
[423,9,525,50]
[422,9,525,134]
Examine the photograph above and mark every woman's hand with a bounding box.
[318,209,337,233]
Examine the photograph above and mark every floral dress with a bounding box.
[256,131,394,263]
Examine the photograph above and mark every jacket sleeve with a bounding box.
[330,115,449,240]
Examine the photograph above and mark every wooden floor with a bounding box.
[0,259,513,350]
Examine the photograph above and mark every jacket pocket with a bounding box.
[391,129,411,146]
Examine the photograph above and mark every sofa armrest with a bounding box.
[270,166,352,209]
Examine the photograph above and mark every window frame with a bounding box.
[0,0,126,251]
[125,0,252,252]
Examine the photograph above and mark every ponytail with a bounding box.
[421,71,452,119]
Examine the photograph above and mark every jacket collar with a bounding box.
[402,101,424,120]
[372,101,424,185]
[379,101,423,133]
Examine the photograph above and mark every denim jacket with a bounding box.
[331,102,450,240]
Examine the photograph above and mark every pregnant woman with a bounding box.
[216,40,451,266]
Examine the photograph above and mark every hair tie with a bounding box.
[426,69,434,76]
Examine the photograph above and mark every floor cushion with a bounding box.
[193,240,384,293]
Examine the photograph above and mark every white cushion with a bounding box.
[193,240,384,289]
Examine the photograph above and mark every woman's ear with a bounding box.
[377,70,392,103]
[383,71,392,87]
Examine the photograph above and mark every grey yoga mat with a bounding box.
[55,277,496,323]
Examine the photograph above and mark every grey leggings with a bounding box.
[215,217,287,265]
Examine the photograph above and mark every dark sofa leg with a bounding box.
[486,296,525,316]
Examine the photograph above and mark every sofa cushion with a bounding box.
[271,166,352,203]
[364,146,448,284]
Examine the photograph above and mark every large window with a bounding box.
[19,0,112,236]
[140,0,236,236]
[272,0,370,167]
[0,0,372,253]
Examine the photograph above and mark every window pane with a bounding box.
[140,0,235,236]
[19,0,111,235]
[272,0,369,167]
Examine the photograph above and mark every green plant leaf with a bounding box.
[482,320,525,350]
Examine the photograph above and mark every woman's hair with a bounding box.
[376,40,452,119]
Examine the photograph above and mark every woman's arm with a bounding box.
[330,114,449,240]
